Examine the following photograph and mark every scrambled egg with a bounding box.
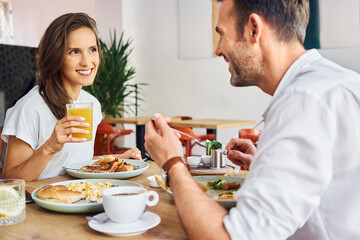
[68,181,113,202]
[225,170,248,178]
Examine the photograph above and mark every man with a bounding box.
[145,0,360,239]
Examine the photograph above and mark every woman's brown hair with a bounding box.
[36,12,102,120]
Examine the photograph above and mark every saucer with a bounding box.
[88,211,161,237]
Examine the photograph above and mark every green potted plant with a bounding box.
[84,31,146,118]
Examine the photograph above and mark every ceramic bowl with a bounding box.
[187,156,201,168]
[201,155,211,167]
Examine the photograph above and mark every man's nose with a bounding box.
[214,42,223,57]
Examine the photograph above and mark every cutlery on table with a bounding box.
[62,167,104,173]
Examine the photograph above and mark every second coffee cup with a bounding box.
[102,186,159,224]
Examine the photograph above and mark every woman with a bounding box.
[1,13,140,181]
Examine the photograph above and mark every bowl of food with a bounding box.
[156,175,244,209]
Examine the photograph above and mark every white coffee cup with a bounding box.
[102,186,159,224]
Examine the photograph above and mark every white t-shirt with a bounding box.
[1,86,102,179]
[224,49,360,239]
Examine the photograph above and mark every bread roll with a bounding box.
[36,185,83,203]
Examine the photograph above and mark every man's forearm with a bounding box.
[168,161,231,240]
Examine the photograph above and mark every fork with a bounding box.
[170,128,207,148]
[170,128,230,155]
[151,118,207,148]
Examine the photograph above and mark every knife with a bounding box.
[62,167,105,173]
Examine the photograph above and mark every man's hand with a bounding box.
[225,138,257,168]
[144,113,183,167]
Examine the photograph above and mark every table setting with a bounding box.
[1,146,247,239]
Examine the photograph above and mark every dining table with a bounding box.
[169,118,256,138]
[103,116,256,158]
[0,160,188,240]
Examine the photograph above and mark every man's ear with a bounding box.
[246,13,263,44]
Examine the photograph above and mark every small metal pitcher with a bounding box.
[210,149,225,168]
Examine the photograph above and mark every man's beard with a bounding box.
[228,45,263,87]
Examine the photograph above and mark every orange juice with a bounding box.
[66,103,93,141]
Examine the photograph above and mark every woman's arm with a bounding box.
[3,115,89,181]
[3,136,55,181]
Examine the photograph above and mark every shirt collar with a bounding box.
[261,49,322,119]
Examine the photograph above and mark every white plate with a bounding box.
[64,159,149,179]
[166,175,245,209]
[88,211,161,237]
[31,179,143,213]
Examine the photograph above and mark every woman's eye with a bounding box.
[69,50,78,54]
[90,47,97,53]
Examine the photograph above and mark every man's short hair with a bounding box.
[219,0,310,44]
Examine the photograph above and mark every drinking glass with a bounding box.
[66,102,93,141]
[0,179,26,226]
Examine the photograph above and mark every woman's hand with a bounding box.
[144,113,183,167]
[45,115,90,154]
[225,138,257,168]
[119,148,142,160]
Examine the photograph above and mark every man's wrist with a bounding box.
[162,156,190,187]
[162,156,190,172]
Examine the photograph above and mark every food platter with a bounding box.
[166,175,245,209]
[64,159,149,179]
[31,179,142,213]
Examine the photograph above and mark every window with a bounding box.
[0,0,13,44]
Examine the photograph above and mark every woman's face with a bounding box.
[60,26,99,98]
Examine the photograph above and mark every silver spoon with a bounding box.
[86,216,109,224]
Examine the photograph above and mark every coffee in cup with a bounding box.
[102,186,159,224]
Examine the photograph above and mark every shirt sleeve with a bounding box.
[1,100,40,150]
[224,91,334,239]
[94,97,102,126]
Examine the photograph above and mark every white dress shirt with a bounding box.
[1,86,102,179]
[224,49,360,240]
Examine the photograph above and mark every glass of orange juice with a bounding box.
[66,102,93,141]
